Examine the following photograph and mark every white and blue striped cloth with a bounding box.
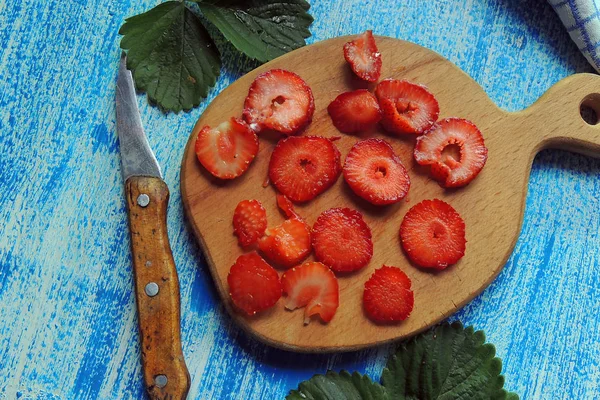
[550,0,600,71]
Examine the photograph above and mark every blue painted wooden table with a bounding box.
[1,1,599,399]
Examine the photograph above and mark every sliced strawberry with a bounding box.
[195,117,259,180]
[243,69,315,135]
[312,207,373,272]
[259,219,311,268]
[232,200,267,247]
[327,90,382,133]
[343,138,410,205]
[269,136,342,202]
[363,266,414,323]
[414,118,488,188]
[276,194,301,220]
[281,262,339,324]
[227,252,282,316]
[400,199,466,270]
[375,79,439,135]
[343,30,382,82]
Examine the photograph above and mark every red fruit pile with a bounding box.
[193,30,489,325]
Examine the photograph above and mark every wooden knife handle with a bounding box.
[125,176,190,400]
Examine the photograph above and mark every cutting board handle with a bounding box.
[518,73,600,158]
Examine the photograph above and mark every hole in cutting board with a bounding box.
[579,94,600,125]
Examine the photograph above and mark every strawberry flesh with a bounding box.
[363,266,414,323]
[243,69,315,135]
[343,138,410,205]
[233,200,267,247]
[343,30,382,82]
[312,207,373,272]
[375,79,439,135]
[269,136,342,203]
[414,118,488,188]
[281,262,339,324]
[195,117,259,180]
[328,90,382,133]
[258,218,311,268]
[227,252,282,316]
[400,199,466,269]
[276,194,301,220]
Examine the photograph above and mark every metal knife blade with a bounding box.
[115,53,190,399]
[116,53,162,180]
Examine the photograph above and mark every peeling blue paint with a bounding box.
[1,0,600,398]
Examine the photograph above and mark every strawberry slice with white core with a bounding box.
[343,138,410,205]
[269,136,342,202]
[281,262,340,324]
[243,69,315,135]
[414,118,488,188]
[258,218,311,268]
[375,79,439,135]
[195,117,259,180]
[400,199,466,269]
[343,30,382,82]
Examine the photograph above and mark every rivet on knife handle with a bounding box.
[125,176,190,400]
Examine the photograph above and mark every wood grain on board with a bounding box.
[181,36,600,352]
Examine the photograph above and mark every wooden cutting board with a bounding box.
[180,35,600,352]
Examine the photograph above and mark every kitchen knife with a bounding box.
[115,53,190,400]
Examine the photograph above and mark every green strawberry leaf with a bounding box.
[286,370,388,400]
[197,0,313,63]
[119,1,220,113]
[285,322,519,400]
[381,322,519,400]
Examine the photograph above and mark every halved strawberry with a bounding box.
[375,79,439,135]
[195,117,259,180]
[259,219,311,268]
[328,90,382,133]
[269,136,342,202]
[276,194,301,220]
[227,252,282,316]
[312,207,373,272]
[414,118,488,188]
[232,200,267,247]
[243,69,315,135]
[363,266,414,323]
[343,30,382,82]
[400,199,466,269]
[343,138,410,205]
[281,262,339,324]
